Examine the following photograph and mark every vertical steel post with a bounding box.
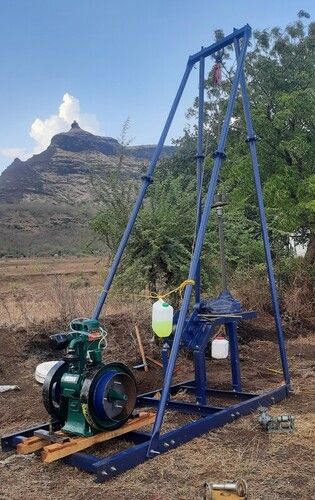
[194,349,207,405]
[195,55,205,305]
[92,62,193,319]
[226,322,242,391]
[234,36,291,389]
[216,202,228,291]
[148,34,250,455]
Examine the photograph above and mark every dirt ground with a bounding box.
[0,257,314,499]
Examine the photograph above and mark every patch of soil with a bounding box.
[0,312,314,500]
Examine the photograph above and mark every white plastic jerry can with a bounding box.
[152,299,174,338]
[211,335,229,359]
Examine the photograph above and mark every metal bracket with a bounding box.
[212,150,227,159]
[141,175,154,184]
[245,135,257,143]
[34,429,70,444]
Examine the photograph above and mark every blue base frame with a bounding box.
[1,383,289,482]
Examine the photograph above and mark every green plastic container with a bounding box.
[152,299,174,338]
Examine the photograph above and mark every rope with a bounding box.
[145,279,195,300]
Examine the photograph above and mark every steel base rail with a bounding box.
[84,385,288,482]
[1,384,288,482]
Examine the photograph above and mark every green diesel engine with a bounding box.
[43,319,137,437]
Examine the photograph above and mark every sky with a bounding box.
[0,0,314,172]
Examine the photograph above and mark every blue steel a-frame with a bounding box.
[1,25,291,481]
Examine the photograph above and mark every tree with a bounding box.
[90,119,139,260]
[168,13,315,269]
[92,13,315,296]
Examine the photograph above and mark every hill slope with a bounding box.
[0,121,174,256]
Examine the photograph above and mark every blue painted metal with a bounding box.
[194,348,208,405]
[180,310,256,350]
[233,35,291,389]
[147,28,251,455]
[91,385,287,482]
[92,24,251,321]
[65,452,99,473]
[93,370,117,421]
[181,385,256,399]
[188,25,251,65]
[137,396,223,415]
[226,322,242,391]
[139,381,257,400]
[195,54,205,306]
[122,431,152,444]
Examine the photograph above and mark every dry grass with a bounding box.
[0,256,151,330]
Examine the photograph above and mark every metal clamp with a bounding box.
[245,135,257,143]
[212,150,227,159]
[141,175,154,184]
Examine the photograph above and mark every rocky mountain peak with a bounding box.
[71,120,81,129]
[0,124,175,205]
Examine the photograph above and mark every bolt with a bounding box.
[114,381,122,385]
[231,413,235,418]
[271,397,275,402]
[170,440,175,445]
[164,442,169,448]
[101,471,108,476]
[236,412,240,417]
[150,449,160,455]
[110,466,117,472]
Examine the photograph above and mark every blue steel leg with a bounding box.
[234,36,291,389]
[147,34,250,456]
[226,322,242,392]
[194,349,207,405]
[92,62,193,319]
[195,55,205,306]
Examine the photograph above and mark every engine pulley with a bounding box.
[80,362,137,431]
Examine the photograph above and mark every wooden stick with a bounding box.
[135,325,148,372]
[265,367,282,375]
[146,355,180,373]
[146,355,164,369]
[41,412,155,463]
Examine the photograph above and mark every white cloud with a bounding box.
[30,93,100,153]
[0,93,100,164]
[0,147,30,161]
